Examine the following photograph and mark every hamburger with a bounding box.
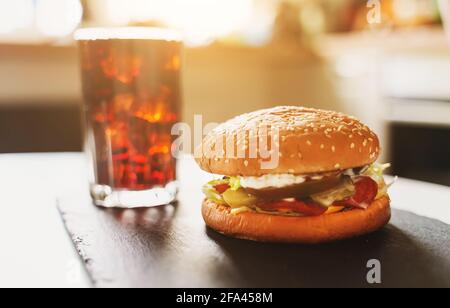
[196,106,392,244]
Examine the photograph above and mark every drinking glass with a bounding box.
[75,27,182,208]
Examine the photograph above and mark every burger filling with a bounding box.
[202,163,392,217]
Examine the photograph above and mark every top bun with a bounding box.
[196,106,380,177]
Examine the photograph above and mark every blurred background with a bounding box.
[0,0,449,186]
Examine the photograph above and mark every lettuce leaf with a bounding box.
[206,178,229,186]
[228,177,241,191]
[364,163,391,184]
[202,181,227,205]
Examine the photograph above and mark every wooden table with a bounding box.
[0,153,449,288]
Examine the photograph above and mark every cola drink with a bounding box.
[76,28,182,207]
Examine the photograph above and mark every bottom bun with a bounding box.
[202,196,391,244]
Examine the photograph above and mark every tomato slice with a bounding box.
[339,176,378,209]
[214,184,231,194]
[258,199,327,216]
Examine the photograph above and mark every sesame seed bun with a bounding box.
[196,106,380,176]
[202,196,391,244]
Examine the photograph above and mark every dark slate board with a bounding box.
[58,194,450,288]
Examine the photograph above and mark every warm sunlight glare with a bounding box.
[106,0,255,46]
[0,0,34,34]
[36,0,83,37]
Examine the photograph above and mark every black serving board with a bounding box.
[58,192,450,288]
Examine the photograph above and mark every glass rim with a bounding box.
[74,27,182,42]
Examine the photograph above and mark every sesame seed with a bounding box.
[349,134,353,139]
[313,127,318,132]
[350,143,355,149]
[325,134,332,139]
[363,139,368,147]
[290,154,296,158]
[288,169,295,173]
[225,159,230,164]
[335,164,341,169]
[304,129,309,133]
[320,144,325,150]
[279,152,283,157]
[244,160,249,167]
[306,140,312,146]
[368,138,373,142]
[281,136,287,142]
[331,146,336,153]
[298,152,303,159]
